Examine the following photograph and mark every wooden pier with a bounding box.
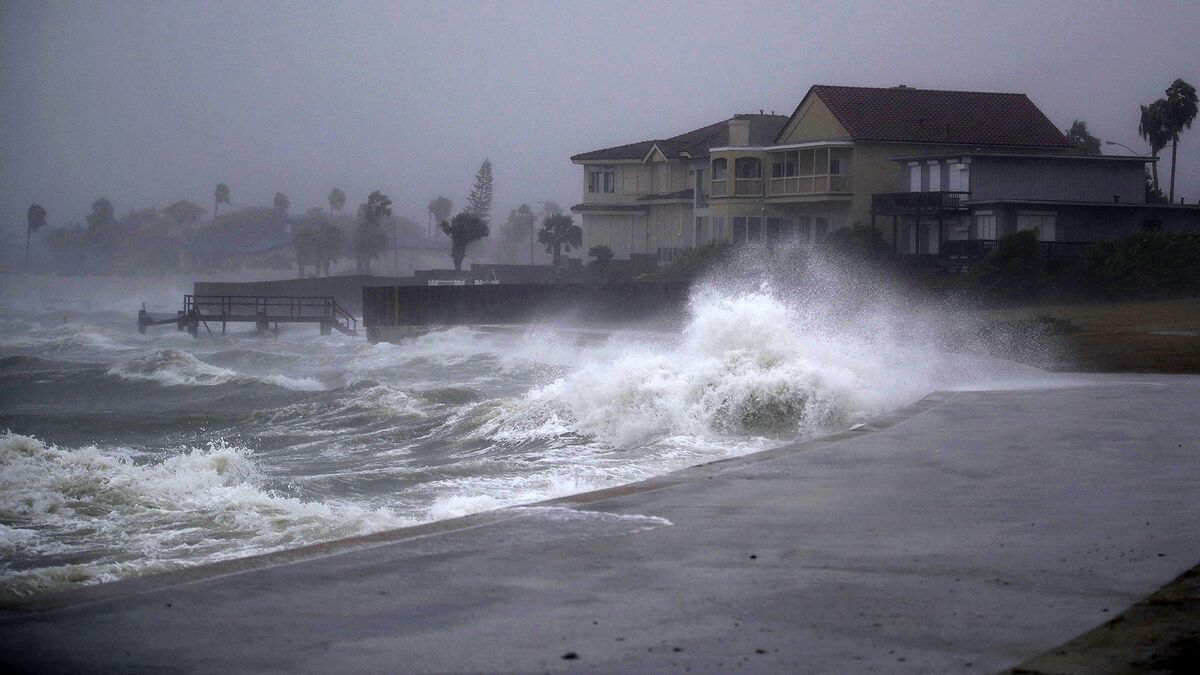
[138,295,357,337]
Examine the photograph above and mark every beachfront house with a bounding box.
[572,85,1089,261]
[871,150,1200,263]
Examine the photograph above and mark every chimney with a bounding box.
[728,118,751,147]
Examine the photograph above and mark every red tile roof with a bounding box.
[799,85,1071,149]
[572,114,789,162]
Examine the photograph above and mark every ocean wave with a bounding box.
[470,287,942,449]
[0,433,410,598]
[107,349,324,391]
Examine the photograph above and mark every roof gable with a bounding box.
[779,85,1072,149]
[572,114,789,162]
[776,94,851,144]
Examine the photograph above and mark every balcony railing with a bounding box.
[734,178,763,196]
[940,239,1094,260]
[766,174,853,197]
[711,180,727,197]
[872,191,969,213]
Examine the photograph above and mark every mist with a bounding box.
[3,0,1199,253]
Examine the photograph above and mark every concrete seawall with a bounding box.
[4,374,1200,671]
[363,282,691,343]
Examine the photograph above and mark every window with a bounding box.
[829,158,843,175]
[927,161,941,192]
[588,165,615,193]
[695,168,706,194]
[732,217,747,241]
[766,217,782,243]
[712,158,728,180]
[797,216,812,244]
[747,217,762,242]
[909,163,921,192]
[1017,211,1056,241]
[695,216,706,243]
[712,217,725,241]
[735,158,761,179]
[949,162,969,192]
[975,211,996,240]
[814,217,829,241]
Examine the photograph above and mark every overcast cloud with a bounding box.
[2,0,1198,232]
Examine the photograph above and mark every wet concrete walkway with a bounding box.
[4,374,1200,672]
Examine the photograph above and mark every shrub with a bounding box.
[1075,231,1200,300]
[960,229,1049,301]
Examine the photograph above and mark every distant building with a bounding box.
[161,200,208,226]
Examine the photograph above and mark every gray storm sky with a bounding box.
[2,0,1199,234]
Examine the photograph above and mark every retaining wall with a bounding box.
[363,282,691,343]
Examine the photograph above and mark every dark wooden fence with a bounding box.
[363,282,691,335]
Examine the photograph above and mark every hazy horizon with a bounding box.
[3,0,1199,234]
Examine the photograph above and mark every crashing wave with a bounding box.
[0,432,409,598]
[107,349,323,391]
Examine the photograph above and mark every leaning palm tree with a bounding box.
[1162,78,1198,203]
[328,188,346,219]
[26,203,46,270]
[214,183,230,219]
[427,196,453,239]
[1139,102,1171,193]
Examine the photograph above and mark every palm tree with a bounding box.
[354,191,392,274]
[26,203,46,271]
[328,188,345,219]
[428,196,453,239]
[1163,79,1198,203]
[1139,102,1171,193]
[214,183,230,219]
[537,214,582,268]
[273,191,290,214]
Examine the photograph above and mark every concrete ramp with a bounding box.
[3,375,1200,672]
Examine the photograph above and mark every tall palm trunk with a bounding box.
[1150,150,1160,192]
[1169,138,1179,203]
[25,229,31,272]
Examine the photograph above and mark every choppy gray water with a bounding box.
[0,273,1055,599]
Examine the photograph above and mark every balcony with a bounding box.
[872,191,970,214]
[766,174,853,197]
[734,178,762,196]
[709,178,766,197]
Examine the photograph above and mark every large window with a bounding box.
[695,216,706,244]
[909,163,921,192]
[712,158,728,180]
[949,162,970,192]
[735,158,762,179]
[1017,211,1057,241]
[712,217,725,241]
[927,162,941,192]
[587,165,615,193]
[975,211,996,240]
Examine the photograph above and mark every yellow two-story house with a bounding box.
[572,85,1073,260]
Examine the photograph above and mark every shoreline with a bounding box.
[4,376,1198,671]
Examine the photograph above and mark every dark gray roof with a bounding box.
[572,114,789,162]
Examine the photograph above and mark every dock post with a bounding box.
[256,311,268,333]
[320,320,332,336]
[137,308,148,334]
